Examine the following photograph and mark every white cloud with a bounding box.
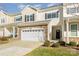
[34,4,41,8]
[18,4,26,9]
[47,3,56,7]
[33,4,41,9]
[18,4,42,10]
[26,5,31,7]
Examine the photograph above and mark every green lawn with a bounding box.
[26,47,79,56]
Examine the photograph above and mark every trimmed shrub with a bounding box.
[52,42,60,47]
[0,37,8,41]
[69,41,77,46]
[58,41,67,46]
[43,40,51,47]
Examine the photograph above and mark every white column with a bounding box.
[48,25,52,41]
[48,25,50,41]
[66,19,69,43]
[62,20,64,41]
[13,26,16,38]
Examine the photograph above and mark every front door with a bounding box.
[56,30,61,39]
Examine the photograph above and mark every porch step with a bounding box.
[50,40,59,42]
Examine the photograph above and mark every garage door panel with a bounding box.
[39,30,44,41]
[21,28,44,42]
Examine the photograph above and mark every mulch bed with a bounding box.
[72,47,79,50]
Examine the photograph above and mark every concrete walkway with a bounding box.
[0,40,43,56]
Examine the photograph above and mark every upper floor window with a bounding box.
[25,14,34,22]
[67,7,76,14]
[67,7,79,14]
[1,18,5,23]
[45,11,59,19]
[15,16,22,22]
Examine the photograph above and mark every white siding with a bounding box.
[0,28,11,37]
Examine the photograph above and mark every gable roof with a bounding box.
[0,3,63,16]
[0,10,21,16]
[39,3,63,12]
[21,5,39,13]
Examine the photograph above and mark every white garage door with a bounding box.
[21,28,45,42]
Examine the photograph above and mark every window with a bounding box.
[45,11,59,19]
[1,18,5,23]
[67,7,77,14]
[45,13,47,19]
[15,16,22,22]
[30,14,34,21]
[52,12,58,18]
[77,7,79,13]
[48,13,51,18]
[67,7,79,14]
[71,24,77,36]
[26,15,29,21]
[25,14,34,22]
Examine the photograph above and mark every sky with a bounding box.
[0,3,61,14]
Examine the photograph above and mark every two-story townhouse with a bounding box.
[0,10,15,37]
[63,3,79,43]
[0,3,79,43]
[0,4,63,42]
[16,4,63,42]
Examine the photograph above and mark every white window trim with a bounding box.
[67,7,77,14]
[67,6,79,14]
[15,15,22,23]
[0,17,6,24]
[70,23,78,37]
[45,11,59,20]
[25,14,34,22]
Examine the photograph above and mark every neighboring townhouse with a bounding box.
[63,3,79,43]
[0,10,15,37]
[0,3,79,43]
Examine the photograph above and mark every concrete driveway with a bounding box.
[0,40,43,56]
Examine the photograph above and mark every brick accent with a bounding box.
[64,37,79,43]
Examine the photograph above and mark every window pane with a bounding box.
[48,13,51,18]
[45,11,58,19]
[52,13,55,18]
[56,11,59,17]
[71,24,77,31]
[45,13,47,19]
[52,12,58,18]
[30,14,34,21]
[25,15,26,22]
[1,18,5,23]
[15,16,22,21]
[30,15,33,21]
[71,8,76,13]
[26,15,29,21]
[32,14,34,21]
[77,7,79,13]
[67,8,70,14]
[26,14,34,21]
[67,7,77,14]
[71,24,77,36]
